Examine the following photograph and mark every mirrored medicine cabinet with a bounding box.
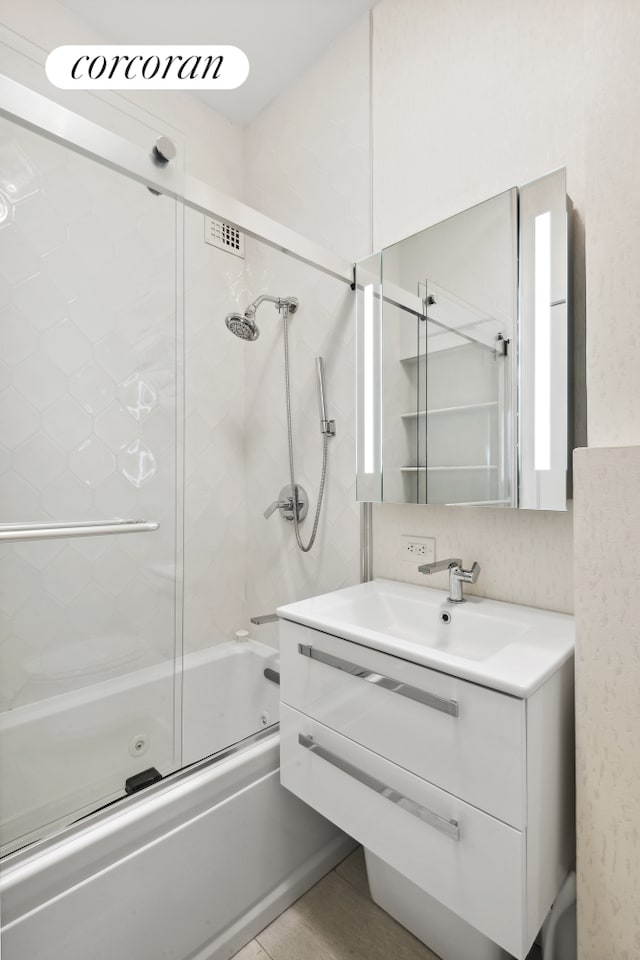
[355,168,569,511]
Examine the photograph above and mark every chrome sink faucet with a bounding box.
[418,557,481,603]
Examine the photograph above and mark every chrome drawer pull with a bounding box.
[0,519,159,543]
[297,643,459,718]
[298,733,460,841]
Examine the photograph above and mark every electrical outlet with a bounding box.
[399,535,435,564]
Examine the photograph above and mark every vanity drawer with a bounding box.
[279,620,525,828]
[281,704,526,957]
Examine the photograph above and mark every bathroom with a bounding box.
[0,1,636,958]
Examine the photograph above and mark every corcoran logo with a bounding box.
[45,45,249,90]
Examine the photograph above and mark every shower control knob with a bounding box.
[264,499,285,519]
[264,484,309,523]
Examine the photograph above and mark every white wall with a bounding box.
[575,3,640,955]
[583,1,640,447]
[244,16,371,262]
[574,446,640,959]
[372,0,585,246]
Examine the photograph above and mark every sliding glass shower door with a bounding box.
[0,113,182,853]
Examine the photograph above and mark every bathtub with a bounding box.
[0,640,355,960]
[1,638,281,854]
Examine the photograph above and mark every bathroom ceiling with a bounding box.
[55,0,375,126]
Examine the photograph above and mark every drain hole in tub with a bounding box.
[440,611,452,625]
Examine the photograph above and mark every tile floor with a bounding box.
[231,847,542,960]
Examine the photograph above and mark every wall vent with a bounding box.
[204,216,245,258]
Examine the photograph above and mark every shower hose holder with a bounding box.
[320,418,336,436]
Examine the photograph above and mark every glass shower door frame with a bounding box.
[0,74,185,853]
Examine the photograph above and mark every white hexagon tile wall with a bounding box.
[182,205,248,654]
[182,212,361,656]
[0,117,179,710]
[0,118,363,701]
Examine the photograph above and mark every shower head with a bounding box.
[225,312,260,341]
[225,295,299,341]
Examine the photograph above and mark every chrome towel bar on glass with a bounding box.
[0,519,160,543]
[298,733,460,841]
[297,643,459,717]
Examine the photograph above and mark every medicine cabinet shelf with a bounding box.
[400,401,498,420]
[447,499,511,506]
[400,465,498,473]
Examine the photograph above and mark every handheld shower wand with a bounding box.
[282,308,335,553]
[315,358,336,436]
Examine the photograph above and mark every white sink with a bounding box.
[277,578,574,696]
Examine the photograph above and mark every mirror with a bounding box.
[355,168,569,510]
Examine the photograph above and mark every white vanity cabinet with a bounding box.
[278,615,575,960]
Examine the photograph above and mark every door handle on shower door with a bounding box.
[0,519,160,543]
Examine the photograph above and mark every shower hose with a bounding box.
[283,305,329,553]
